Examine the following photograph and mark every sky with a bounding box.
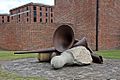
[0,0,54,14]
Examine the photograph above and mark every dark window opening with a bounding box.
[34,11,37,17]
[46,13,48,17]
[27,18,29,22]
[2,20,4,23]
[19,15,20,18]
[40,18,42,22]
[34,17,37,22]
[2,16,4,19]
[26,7,28,10]
[19,19,20,22]
[33,6,36,10]
[16,9,20,13]
[7,16,10,22]
[51,19,53,23]
[40,12,42,16]
[51,13,53,17]
[40,7,42,11]
[27,12,29,16]
[46,19,47,23]
[46,8,47,11]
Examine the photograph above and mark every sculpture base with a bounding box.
[38,53,51,62]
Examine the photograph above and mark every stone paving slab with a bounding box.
[2,58,120,80]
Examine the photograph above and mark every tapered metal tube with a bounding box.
[14,47,57,54]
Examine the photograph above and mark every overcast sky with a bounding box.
[0,0,54,14]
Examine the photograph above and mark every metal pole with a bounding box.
[96,0,99,51]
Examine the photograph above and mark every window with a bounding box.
[34,11,37,17]
[19,19,20,22]
[34,17,37,22]
[46,19,47,23]
[46,8,47,11]
[18,9,20,13]
[51,19,53,23]
[7,16,10,22]
[27,12,29,16]
[51,13,53,17]
[19,15,20,18]
[40,7,42,11]
[27,18,29,22]
[40,12,42,16]
[33,6,36,10]
[51,8,53,12]
[2,16,4,19]
[46,13,48,17]
[26,7,28,10]
[11,12,13,15]
[2,20,4,23]
[40,18,42,22]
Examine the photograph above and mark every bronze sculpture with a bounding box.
[14,25,103,64]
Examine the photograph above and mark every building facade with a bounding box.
[0,1,119,50]
[0,14,10,24]
[10,2,54,23]
[0,2,54,24]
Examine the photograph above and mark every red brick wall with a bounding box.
[54,0,75,24]
[54,0,120,50]
[0,23,73,50]
[54,0,97,50]
[74,0,96,50]
[98,0,120,49]
[0,0,120,50]
[0,23,56,50]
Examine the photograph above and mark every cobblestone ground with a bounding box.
[2,58,120,80]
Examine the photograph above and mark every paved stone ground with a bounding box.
[2,58,120,80]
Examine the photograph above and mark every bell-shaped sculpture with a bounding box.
[53,25,75,52]
[14,24,103,64]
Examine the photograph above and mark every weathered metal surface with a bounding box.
[14,47,57,54]
[53,25,75,52]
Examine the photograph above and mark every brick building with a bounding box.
[0,0,119,51]
[0,2,54,24]
[10,2,54,23]
[0,14,10,24]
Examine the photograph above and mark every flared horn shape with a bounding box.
[53,25,75,52]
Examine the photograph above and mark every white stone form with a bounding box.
[66,46,93,64]
[51,46,93,69]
